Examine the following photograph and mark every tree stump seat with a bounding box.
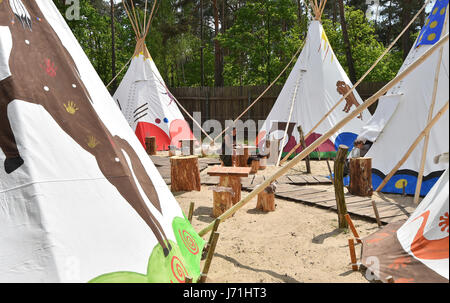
[170,155,201,192]
[145,136,157,155]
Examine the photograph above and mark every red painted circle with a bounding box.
[171,256,188,283]
[179,230,199,255]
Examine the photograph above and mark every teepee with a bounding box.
[0,0,203,282]
[113,0,194,152]
[257,0,371,161]
[360,156,449,283]
[358,0,449,197]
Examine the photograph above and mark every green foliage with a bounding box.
[323,6,403,82]
[53,1,415,88]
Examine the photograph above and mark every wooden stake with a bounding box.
[184,276,193,283]
[279,0,433,164]
[345,214,361,243]
[188,202,195,223]
[334,145,349,228]
[202,219,221,260]
[200,232,220,283]
[197,34,448,237]
[376,100,449,192]
[371,200,382,227]
[348,239,358,271]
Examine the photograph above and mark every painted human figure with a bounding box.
[336,80,362,120]
[0,0,172,256]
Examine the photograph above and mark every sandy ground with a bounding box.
[160,150,419,283]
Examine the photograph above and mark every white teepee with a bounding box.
[358,0,449,196]
[258,2,371,160]
[113,1,194,151]
[0,0,203,282]
[360,160,449,283]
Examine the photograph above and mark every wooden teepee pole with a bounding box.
[144,0,158,38]
[123,0,140,39]
[276,73,301,166]
[319,0,328,20]
[130,0,143,36]
[375,100,449,193]
[413,12,448,204]
[279,0,432,165]
[197,33,448,237]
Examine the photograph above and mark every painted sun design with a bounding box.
[87,136,100,149]
[63,101,79,115]
[439,212,449,233]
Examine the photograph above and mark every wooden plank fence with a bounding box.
[170,82,386,131]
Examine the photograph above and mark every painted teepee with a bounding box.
[358,0,449,196]
[360,156,449,283]
[0,0,203,282]
[113,0,194,151]
[257,0,371,160]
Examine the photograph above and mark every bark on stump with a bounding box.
[250,159,259,174]
[334,145,349,228]
[219,175,241,205]
[145,136,157,155]
[170,156,201,192]
[256,190,275,212]
[212,187,234,218]
[349,157,373,197]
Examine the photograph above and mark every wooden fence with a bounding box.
[169,82,386,130]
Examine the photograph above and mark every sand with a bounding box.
[171,157,420,283]
[156,147,420,283]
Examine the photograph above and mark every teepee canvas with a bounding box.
[0,0,203,282]
[358,0,449,196]
[257,2,371,160]
[360,162,449,283]
[113,1,194,152]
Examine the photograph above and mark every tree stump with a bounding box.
[145,136,157,155]
[334,145,349,228]
[170,156,201,192]
[256,190,275,212]
[259,156,267,170]
[250,159,259,174]
[349,157,373,197]
[219,176,241,205]
[211,186,234,218]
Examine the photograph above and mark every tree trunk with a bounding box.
[401,0,413,60]
[212,0,224,86]
[110,0,117,92]
[338,0,357,83]
[296,0,303,26]
[200,0,205,86]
